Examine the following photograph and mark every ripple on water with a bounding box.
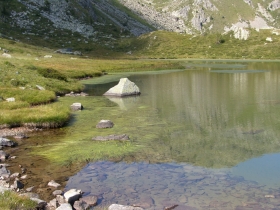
[65,161,280,210]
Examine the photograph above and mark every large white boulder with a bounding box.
[103,78,140,97]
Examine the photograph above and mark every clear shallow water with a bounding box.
[66,60,280,209]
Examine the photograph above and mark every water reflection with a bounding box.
[64,61,280,209]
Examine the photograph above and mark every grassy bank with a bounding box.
[0,37,185,128]
[0,191,37,210]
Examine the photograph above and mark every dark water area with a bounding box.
[65,60,280,209]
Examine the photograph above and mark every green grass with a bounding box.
[0,27,279,128]
[0,191,37,210]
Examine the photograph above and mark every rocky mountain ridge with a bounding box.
[1,0,280,43]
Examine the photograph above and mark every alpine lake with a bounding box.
[6,60,280,210]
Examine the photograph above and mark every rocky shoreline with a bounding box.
[0,134,149,210]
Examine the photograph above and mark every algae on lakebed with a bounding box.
[32,95,169,164]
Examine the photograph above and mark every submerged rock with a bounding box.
[109,204,144,210]
[103,78,140,97]
[92,134,129,141]
[96,120,114,129]
[48,180,61,188]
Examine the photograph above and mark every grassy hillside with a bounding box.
[116,30,280,59]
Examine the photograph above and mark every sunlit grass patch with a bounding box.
[0,103,70,127]
[0,190,37,210]
[0,88,56,105]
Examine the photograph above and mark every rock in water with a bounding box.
[109,204,144,210]
[96,120,114,128]
[103,78,140,97]
[92,134,129,141]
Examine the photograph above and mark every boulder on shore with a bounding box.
[103,78,140,97]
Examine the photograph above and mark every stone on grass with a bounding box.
[36,85,45,91]
[6,97,15,102]
[109,204,144,210]
[103,78,140,97]
[2,53,12,58]
[70,103,83,111]
[96,120,114,128]
[44,55,52,58]
[92,134,129,141]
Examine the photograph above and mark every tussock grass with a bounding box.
[0,88,56,105]
[0,103,70,128]
[0,191,37,210]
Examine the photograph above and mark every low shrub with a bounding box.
[37,67,68,82]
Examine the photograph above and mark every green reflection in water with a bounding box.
[33,61,280,169]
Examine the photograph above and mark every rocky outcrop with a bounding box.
[103,78,140,97]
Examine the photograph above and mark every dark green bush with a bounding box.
[37,68,68,81]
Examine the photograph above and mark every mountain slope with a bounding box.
[117,0,280,34]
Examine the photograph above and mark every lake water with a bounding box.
[65,60,280,209]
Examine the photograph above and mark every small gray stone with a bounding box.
[70,103,83,111]
[53,190,63,196]
[80,195,98,207]
[48,180,61,188]
[96,120,114,128]
[92,134,129,141]
[74,200,89,210]
[10,172,20,179]
[26,186,34,192]
[49,198,59,208]
[0,150,8,160]
[108,204,144,210]
[56,203,72,210]
[6,97,15,102]
[56,195,66,205]
[0,137,16,147]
